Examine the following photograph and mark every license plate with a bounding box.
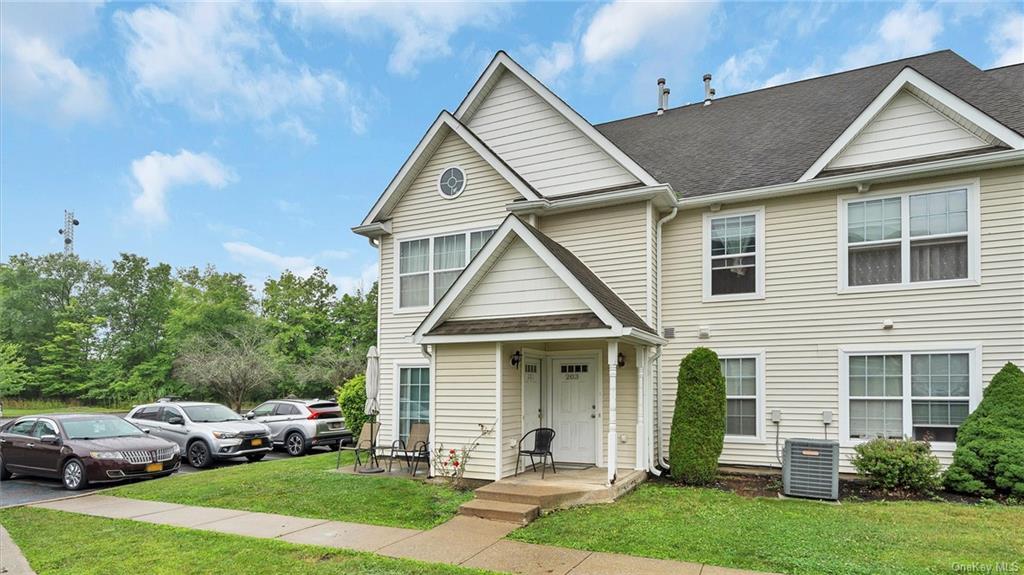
[329,423,341,430]
[145,463,162,472]
[251,438,262,446]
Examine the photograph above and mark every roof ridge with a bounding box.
[597,49,958,127]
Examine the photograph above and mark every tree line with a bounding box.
[0,252,376,410]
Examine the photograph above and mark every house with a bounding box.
[353,49,1024,483]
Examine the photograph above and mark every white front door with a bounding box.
[551,358,597,463]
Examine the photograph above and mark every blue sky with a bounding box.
[2,1,1021,293]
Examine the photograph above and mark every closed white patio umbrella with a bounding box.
[359,346,383,473]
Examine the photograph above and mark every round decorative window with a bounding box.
[437,166,467,199]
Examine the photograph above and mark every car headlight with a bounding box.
[171,443,181,454]
[90,451,124,460]
[212,431,238,439]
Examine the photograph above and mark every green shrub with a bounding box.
[336,374,368,441]
[850,437,942,494]
[669,347,726,485]
[944,362,1024,497]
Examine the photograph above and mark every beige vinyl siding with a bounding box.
[501,345,522,477]
[450,238,589,320]
[829,90,992,170]
[434,343,497,480]
[658,167,1024,471]
[377,132,523,443]
[539,202,650,317]
[466,70,638,196]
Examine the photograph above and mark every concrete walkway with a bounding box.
[0,524,36,575]
[29,495,774,575]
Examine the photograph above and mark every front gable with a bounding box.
[456,52,659,197]
[801,67,1024,181]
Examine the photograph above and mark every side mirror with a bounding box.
[244,411,255,420]
[142,429,151,434]
[40,434,60,444]
[168,416,184,425]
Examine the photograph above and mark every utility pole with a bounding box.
[58,210,79,254]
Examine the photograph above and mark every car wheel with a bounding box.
[245,453,266,462]
[187,440,213,468]
[285,432,307,457]
[62,458,87,490]
[0,455,12,480]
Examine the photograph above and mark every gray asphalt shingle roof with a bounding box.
[430,312,608,336]
[595,51,1024,199]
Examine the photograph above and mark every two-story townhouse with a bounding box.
[353,49,1024,483]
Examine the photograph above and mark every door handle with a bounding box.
[25,442,35,448]
[0,438,7,444]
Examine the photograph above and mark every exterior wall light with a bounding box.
[510,350,522,369]
[617,352,626,368]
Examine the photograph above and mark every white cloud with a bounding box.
[580,1,717,65]
[131,150,234,226]
[278,2,508,76]
[332,263,379,295]
[714,42,777,95]
[841,2,944,70]
[989,12,1024,67]
[524,42,575,85]
[224,241,315,275]
[0,1,110,123]
[762,60,825,89]
[115,3,365,137]
[223,242,373,294]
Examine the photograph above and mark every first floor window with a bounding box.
[397,228,495,308]
[845,186,972,288]
[707,212,760,297]
[846,350,973,442]
[399,367,430,442]
[720,356,759,437]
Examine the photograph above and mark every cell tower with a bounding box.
[58,210,79,254]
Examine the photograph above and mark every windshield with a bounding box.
[63,417,145,440]
[183,404,242,423]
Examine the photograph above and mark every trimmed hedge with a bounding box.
[850,437,942,494]
[336,374,369,441]
[669,347,726,485]
[944,362,1024,497]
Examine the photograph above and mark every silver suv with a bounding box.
[126,401,272,468]
[244,399,352,456]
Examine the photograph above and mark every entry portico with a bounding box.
[412,216,664,484]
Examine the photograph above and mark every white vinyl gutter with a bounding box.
[651,206,678,474]
[678,148,1024,209]
[507,184,678,217]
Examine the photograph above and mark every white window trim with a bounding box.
[393,225,496,315]
[717,349,766,443]
[837,178,981,294]
[436,165,468,200]
[392,360,431,444]
[702,206,766,302]
[838,343,982,450]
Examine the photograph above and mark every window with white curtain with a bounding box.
[843,185,974,289]
[704,208,763,299]
[397,228,495,308]
[844,349,975,443]
[720,357,759,437]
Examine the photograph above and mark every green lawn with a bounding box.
[0,507,492,575]
[110,452,472,530]
[2,405,125,417]
[510,483,1024,575]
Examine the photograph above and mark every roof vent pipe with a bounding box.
[703,73,715,106]
[657,78,669,115]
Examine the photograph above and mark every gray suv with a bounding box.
[126,401,272,468]
[244,399,352,456]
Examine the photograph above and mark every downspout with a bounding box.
[652,207,678,474]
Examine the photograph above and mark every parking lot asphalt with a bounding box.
[0,448,318,508]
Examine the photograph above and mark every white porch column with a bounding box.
[635,346,646,470]
[607,340,618,485]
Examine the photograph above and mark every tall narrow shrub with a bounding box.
[336,374,368,441]
[944,362,1024,497]
[670,347,726,484]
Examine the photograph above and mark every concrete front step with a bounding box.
[474,481,588,509]
[457,499,540,525]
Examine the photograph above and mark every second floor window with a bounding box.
[704,208,764,300]
[844,184,975,289]
[398,229,495,308]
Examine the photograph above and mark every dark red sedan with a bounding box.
[0,414,181,490]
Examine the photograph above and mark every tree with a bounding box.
[0,343,30,397]
[944,362,1024,497]
[669,347,726,485]
[174,322,278,411]
[336,374,368,441]
[33,313,103,399]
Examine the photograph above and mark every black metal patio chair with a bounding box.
[514,427,556,479]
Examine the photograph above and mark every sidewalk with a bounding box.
[30,495,775,575]
[0,524,36,575]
